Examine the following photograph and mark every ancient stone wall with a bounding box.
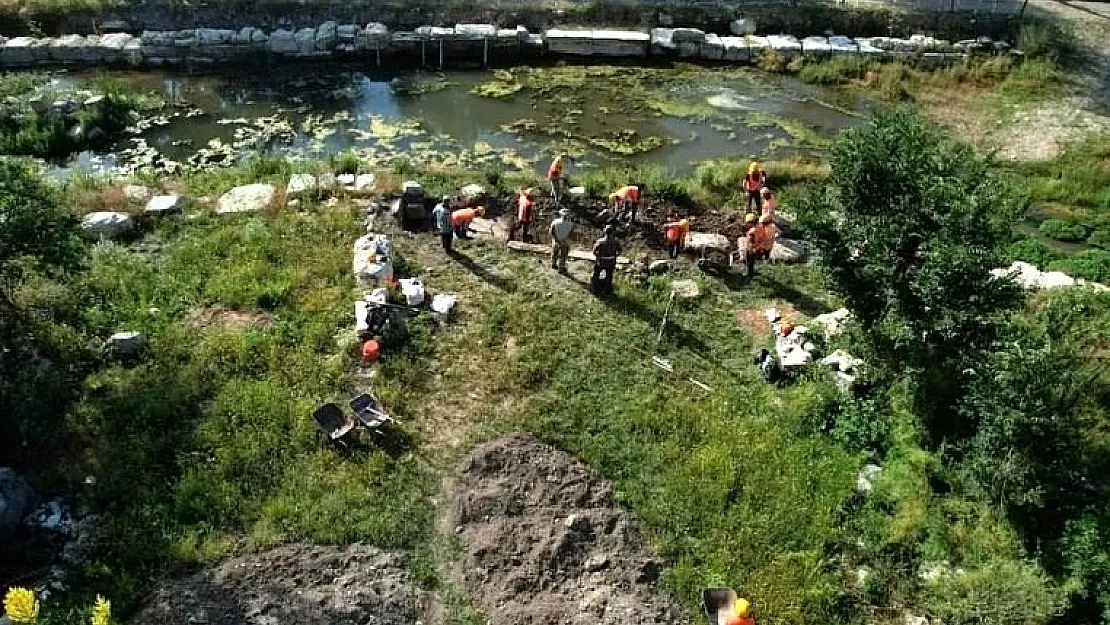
[0,23,1011,68]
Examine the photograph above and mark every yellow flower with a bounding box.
[90,595,111,625]
[3,587,40,623]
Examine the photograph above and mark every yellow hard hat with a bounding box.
[759,214,772,224]
[475,206,486,216]
[679,218,689,227]
[748,161,757,173]
[524,188,537,196]
[745,213,757,223]
[734,598,751,618]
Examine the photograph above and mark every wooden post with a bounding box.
[421,39,426,67]
[438,38,444,68]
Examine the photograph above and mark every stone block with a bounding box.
[700,33,725,60]
[197,28,235,45]
[671,27,705,44]
[315,21,338,50]
[828,35,858,54]
[81,211,134,239]
[217,184,275,214]
[720,36,749,62]
[802,36,831,56]
[295,27,317,54]
[767,34,801,57]
[455,23,497,38]
[145,194,186,215]
[730,18,757,35]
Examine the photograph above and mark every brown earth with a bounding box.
[131,543,422,625]
[187,305,274,330]
[450,432,686,625]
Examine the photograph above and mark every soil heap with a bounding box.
[131,543,420,625]
[451,432,685,625]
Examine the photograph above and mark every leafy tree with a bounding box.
[0,159,84,464]
[796,111,1023,427]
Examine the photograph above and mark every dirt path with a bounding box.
[995,0,1110,160]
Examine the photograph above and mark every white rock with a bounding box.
[992,261,1108,292]
[455,23,497,38]
[287,173,317,196]
[354,173,375,191]
[811,308,853,338]
[459,183,486,204]
[821,349,863,373]
[671,279,700,299]
[216,184,275,214]
[771,238,808,263]
[856,464,882,493]
[315,21,338,50]
[295,27,317,53]
[81,211,134,239]
[337,173,356,186]
[431,293,458,315]
[568,186,586,197]
[145,194,185,215]
[268,29,297,54]
[730,18,757,35]
[107,331,146,358]
[123,185,151,201]
[649,259,671,274]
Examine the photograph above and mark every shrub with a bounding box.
[922,559,1065,625]
[1089,230,1110,250]
[1038,219,1088,242]
[1049,249,1110,283]
[799,56,868,85]
[756,50,789,73]
[1017,21,1080,66]
[1003,236,1064,267]
[330,150,363,175]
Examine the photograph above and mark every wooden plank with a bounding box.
[506,240,630,266]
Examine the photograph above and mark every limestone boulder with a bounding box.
[81,211,134,240]
[730,18,757,35]
[145,194,186,216]
[770,238,808,263]
[216,184,275,214]
[286,173,318,196]
[268,29,297,54]
[315,21,338,50]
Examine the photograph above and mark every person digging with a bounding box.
[511,188,537,243]
[549,208,574,272]
[450,206,484,240]
[662,217,690,260]
[745,214,776,277]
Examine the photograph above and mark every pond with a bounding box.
[48,62,870,177]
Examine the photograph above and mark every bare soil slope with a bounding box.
[131,543,421,625]
[451,432,686,625]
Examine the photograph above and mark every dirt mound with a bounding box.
[131,543,420,625]
[451,432,686,625]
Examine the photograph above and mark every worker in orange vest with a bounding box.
[743,162,767,212]
[745,214,776,277]
[662,217,690,259]
[609,184,641,224]
[547,155,565,201]
[510,188,537,243]
[760,187,777,220]
[723,598,756,625]
[450,206,485,239]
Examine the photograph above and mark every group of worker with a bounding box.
[430,156,779,289]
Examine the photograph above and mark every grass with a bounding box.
[23,205,436,612]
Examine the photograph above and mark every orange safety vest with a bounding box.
[744,171,765,192]
[517,195,535,222]
[451,208,479,228]
[663,222,685,243]
[547,159,562,181]
[612,186,639,203]
[750,223,775,252]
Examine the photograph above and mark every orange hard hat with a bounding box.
[361,339,381,362]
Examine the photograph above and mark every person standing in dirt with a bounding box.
[662,218,690,260]
[511,188,537,243]
[451,206,484,240]
[744,162,767,212]
[547,155,565,202]
[432,195,454,254]
[746,214,776,277]
[608,184,641,224]
[591,224,622,295]
[549,208,574,272]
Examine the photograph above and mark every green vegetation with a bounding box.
[1039,218,1088,242]
[0,75,145,159]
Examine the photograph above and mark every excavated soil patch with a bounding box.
[131,543,421,625]
[187,305,274,330]
[451,432,686,625]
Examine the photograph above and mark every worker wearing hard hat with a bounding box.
[451,206,485,239]
[511,188,537,243]
[662,217,690,260]
[722,598,756,625]
[745,214,777,277]
[743,162,767,212]
[549,208,574,272]
[609,184,641,224]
